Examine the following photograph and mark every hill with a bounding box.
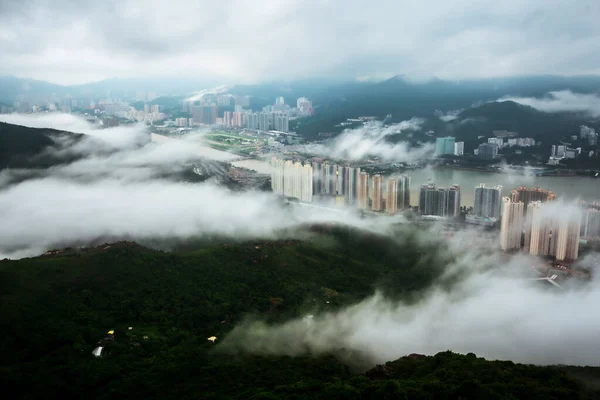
[294,75,600,141]
[1,228,600,399]
[0,121,86,169]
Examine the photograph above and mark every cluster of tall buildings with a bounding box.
[270,159,313,202]
[418,184,461,217]
[500,187,581,261]
[270,158,410,213]
[466,184,503,226]
[435,136,465,157]
[223,111,289,132]
[510,187,556,215]
[181,95,312,132]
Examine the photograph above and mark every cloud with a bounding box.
[0,115,396,258]
[3,1,600,84]
[220,221,600,367]
[500,90,600,117]
[0,112,149,149]
[299,118,434,162]
[435,109,462,122]
[185,85,232,102]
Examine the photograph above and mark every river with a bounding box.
[151,134,598,205]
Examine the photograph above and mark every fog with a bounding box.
[220,223,600,367]
[500,90,600,117]
[0,113,394,259]
[3,113,600,368]
[300,118,434,162]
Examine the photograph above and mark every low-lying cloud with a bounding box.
[0,113,394,258]
[500,90,600,117]
[299,118,434,162]
[220,223,600,367]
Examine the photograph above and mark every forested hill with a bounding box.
[2,228,600,399]
[0,121,85,169]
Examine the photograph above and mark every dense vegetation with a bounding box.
[0,121,86,169]
[2,227,600,399]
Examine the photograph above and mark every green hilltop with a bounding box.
[1,227,599,399]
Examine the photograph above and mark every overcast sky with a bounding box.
[2,0,600,85]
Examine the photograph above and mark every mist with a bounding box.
[220,222,600,367]
[499,90,600,117]
[299,118,434,162]
[0,114,396,259]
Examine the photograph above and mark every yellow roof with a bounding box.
[107,330,114,335]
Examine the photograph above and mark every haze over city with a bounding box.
[2,1,600,398]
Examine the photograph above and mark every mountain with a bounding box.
[0,121,85,169]
[1,228,599,399]
[447,101,596,152]
[295,75,600,139]
[0,75,219,103]
[0,76,67,104]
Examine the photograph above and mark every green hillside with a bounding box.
[0,121,85,169]
[1,227,599,399]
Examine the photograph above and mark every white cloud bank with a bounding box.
[221,224,600,367]
[500,90,600,117]
[0,113,393,258]
[300,118,434,162]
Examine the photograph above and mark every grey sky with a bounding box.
[1,0,600,84]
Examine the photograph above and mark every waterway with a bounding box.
[151,134,599,206]
[405,167,599,206]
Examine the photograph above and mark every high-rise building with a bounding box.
[297,97,309,108]
[372,175,383,211]
[175,117,189,127]
[343,167,360,205]
[511,187,556,216]
[232,112,243,127]
[270,158,285,195]
[478,143,499,159]
[275,97,285,106]
[273,113,289,132]
[473,184,503,220]
[500,197,525,251]
[397,175,411,209]
[525,201,581,261]
[300,163,313,203]
[312,162,322,196]
[323,163,335,195]
[358,172,369,209]
[335,166,345,196]
[526,201,555,256]
[435,137,456,156]
[582,209,600,238]
[454,142,464,156]
[191,105,218,125]
[418,184,460,217]
[151,104,160,114]
[258,113,270,131]
[223,111,232,126]
[386,178,398,214]
[446,185,461,217]
[419,184,437,215]
[270,158,313,202]
[296,97,313,116]
[555,218,581,261]
[244,112,259,129]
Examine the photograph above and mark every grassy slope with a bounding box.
[0,228,598,399]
